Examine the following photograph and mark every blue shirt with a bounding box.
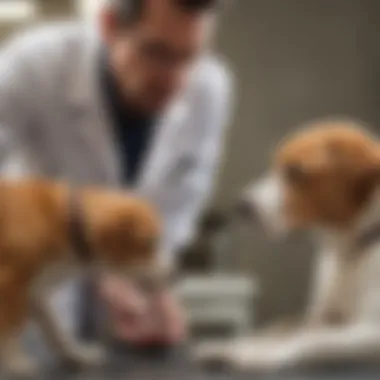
[100,55,156,185]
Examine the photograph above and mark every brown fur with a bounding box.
[0,178,161,355]
[274,121,380,230]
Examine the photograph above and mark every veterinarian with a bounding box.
[0,0,233,358]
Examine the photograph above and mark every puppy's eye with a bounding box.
[283,163,306,184]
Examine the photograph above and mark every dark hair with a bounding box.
[113,0,224,23]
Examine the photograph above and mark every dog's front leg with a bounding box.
[31,294,107,369]
[280,325,380,367]
[1,335,38,377]
[198,325,380,373]
[195,334,298,373]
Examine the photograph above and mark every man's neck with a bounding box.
[101,51,156,120]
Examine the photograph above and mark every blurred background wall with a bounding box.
[1,0,380,325]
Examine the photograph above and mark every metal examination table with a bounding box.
[29,345,380,380]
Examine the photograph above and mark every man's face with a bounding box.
[101,0,215,112]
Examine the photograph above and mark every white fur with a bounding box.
[242,173,288,236]
[196,189,380,372]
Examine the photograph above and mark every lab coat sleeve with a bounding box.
[0,34,85,354]
[0,35,40,178]
[161,64,235,265]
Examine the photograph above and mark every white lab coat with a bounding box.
[0,21,233,353]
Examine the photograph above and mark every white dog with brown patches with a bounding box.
[196,120,380,372]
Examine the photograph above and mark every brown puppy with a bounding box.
[247,121,380,235]
[0,179,161,376]
[197,120,380,372]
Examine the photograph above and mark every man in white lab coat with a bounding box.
[0,0,233,355]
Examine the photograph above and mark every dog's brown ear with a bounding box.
[96,202,160,260]
[351,147,380,207]
[96,209,141,250]
[113,211,158,253]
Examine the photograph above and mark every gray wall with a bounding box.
[215,0,380,324]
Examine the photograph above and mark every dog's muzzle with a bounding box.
[235,174,289,236]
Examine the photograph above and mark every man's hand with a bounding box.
[98,276,186,345]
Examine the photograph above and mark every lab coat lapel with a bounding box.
[64,23,122,186]
[138,97,190,196]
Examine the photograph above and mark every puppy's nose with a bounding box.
[235,198,257,220]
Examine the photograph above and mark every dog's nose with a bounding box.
[235,198,257,220]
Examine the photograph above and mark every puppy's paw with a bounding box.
[4,354,38,378]
[62,344,107,369]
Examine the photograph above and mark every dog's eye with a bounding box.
[283,163,306,184]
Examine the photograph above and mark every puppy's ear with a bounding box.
[101,206,160,254]
[352,148,380,206]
